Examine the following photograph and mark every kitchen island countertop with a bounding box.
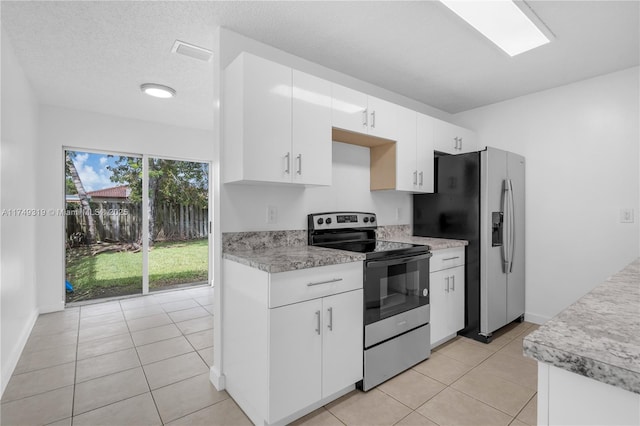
[523,258,640,394]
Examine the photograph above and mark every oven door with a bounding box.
[364,252,430,326]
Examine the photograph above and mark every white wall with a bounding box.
[455,67,640,323]
[1,27,40,395]
[37,106,214,313]
[222,142,412,231]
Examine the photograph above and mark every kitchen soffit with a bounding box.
[0,1,637,131]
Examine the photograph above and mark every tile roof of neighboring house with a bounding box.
[86,185,130,199]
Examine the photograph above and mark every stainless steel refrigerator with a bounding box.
[413,147,525,343]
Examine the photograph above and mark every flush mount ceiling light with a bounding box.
[439,0,553,57]
[140,83,176,99]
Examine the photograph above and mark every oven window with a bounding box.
[364,256,429,325]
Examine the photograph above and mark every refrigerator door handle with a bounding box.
[502,180,510,273]
[508,179,516,273]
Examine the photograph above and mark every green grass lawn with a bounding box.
[66,239,208,302]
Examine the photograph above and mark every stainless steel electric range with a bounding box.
[308,212,431,391]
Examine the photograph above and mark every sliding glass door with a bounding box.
[64,150,209,303]
[147,157,209,292]
[64,150,143,302]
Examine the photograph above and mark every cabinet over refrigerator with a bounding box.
[413,147,525,342]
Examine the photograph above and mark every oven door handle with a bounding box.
[366,253,431,268]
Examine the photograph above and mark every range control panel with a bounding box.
[308,212,376,230]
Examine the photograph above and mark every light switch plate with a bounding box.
[620,208,634,223]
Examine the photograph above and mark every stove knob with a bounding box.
[363,217,369,223]
[369,216,376,223]
[317,218,324,225]
[326,218,332,225]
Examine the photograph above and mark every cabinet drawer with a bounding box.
[430,247,465,272]
[269,262,363,308]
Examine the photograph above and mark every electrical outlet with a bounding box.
[266,205,278,224]
[620,208,634,223]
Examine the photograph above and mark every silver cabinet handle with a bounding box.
[451,275,455,291]
[445,276,450,293]
[443,256,460,261]
[284,152,290,174]
[413,171,418,185]
[296,154,302,175]
[307,278,343,287]
[459,137,463,150]
[453,137,458,150]
[327,307,333,331]
[371,110,376,128]
[362,109,368,127]
[315,310,321,335]
[419,171,424,186]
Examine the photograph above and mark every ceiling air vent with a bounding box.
[171,40,213,63]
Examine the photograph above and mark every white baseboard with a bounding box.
[210,366,225,391]
[1,307,39,397]
[525,312,550,325]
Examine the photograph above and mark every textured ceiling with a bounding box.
[1,1,638,131]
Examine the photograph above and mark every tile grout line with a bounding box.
[120,299,165,425]
[70,304,82,425]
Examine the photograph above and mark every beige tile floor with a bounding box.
[1,286,539,426]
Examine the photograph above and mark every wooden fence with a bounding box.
[66,201,208,243]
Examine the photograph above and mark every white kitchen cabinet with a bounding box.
[395,108,434,193]
[223,52,331,185]
[292,70,332,185]
[433,119,478,154]
[416,113,435,193]
[222,260,363,426]
[332,84,397,141]
[429,247,465,348]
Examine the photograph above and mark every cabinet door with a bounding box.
[322,289,363,398]
[367,96,397,141]
[433,119,459,154]
[429,269,449,347]
[416,113,434,193]
[447,266,465,334]
[456,127,478,154]
[395,106,417,192]
[331,84,368,134]
[292,70,332,186]
[241,53,293,183]
[269,298,322,422]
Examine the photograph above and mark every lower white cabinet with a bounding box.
[222,260,363,426]
[430,248,465,348]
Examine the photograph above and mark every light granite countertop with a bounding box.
[223,246,366,273]
[386,235,468,251]
[523,258,640,394]
[222,226,468,273]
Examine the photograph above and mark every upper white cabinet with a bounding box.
[332,84,397,141]
[395,108,434,193]
[292,70,332,185]
[433,119,478,154]
[223,52,331,185]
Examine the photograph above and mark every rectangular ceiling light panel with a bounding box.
[440,0,551,56]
